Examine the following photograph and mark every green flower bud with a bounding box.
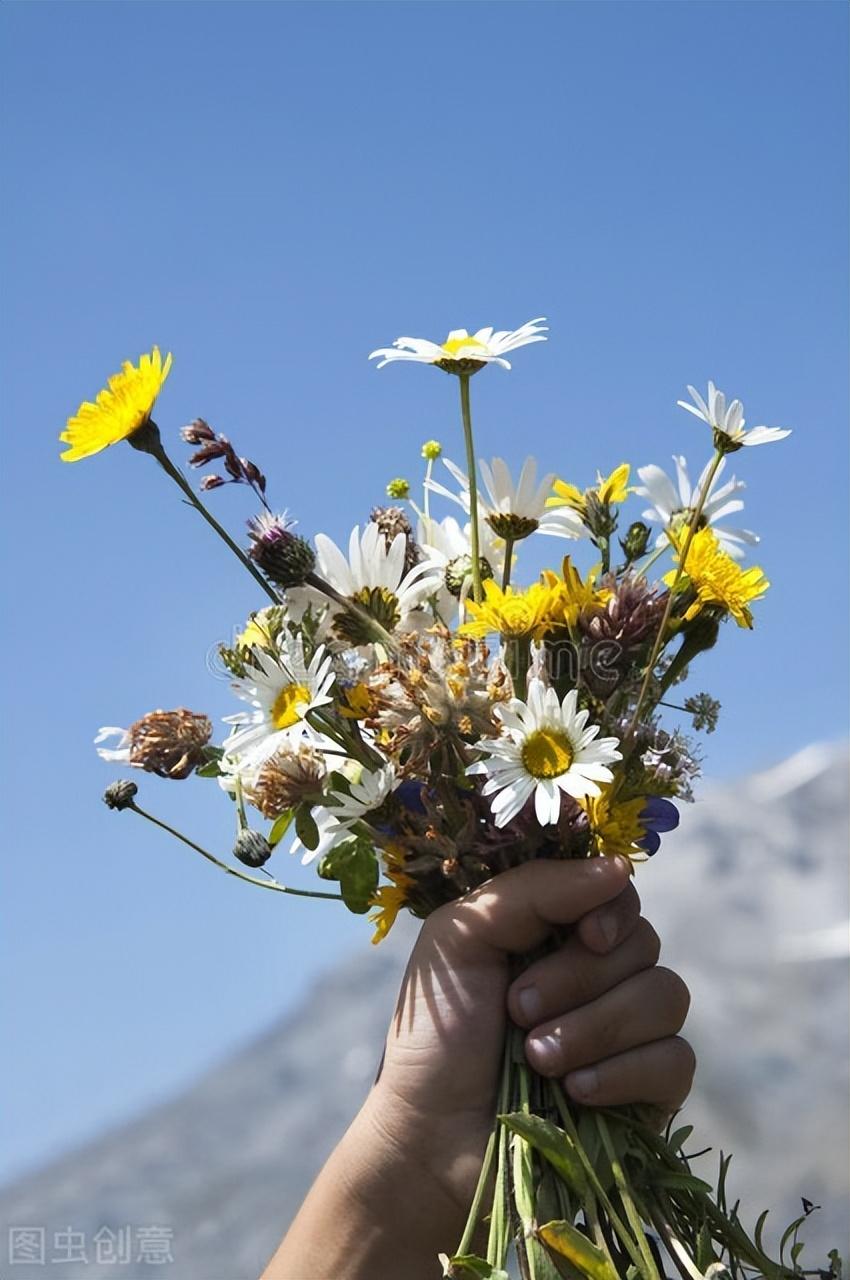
[233,828,272,868]
[103,780,139,810]
[621,521,651,562]
[386,477,410,500]
[421,439,443,461]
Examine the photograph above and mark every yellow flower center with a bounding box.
[271,682,310,729]
[441,333,487,356]
[521,729,575,779]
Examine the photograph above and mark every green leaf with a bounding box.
[438,1254,510,1279]
[537,1220,620,1280]
[500,1113,588,1196]
[268,810,294,847]
[294,805,319,852]
[666,1125,693,1152]
[648,1171,714,1195]
[318,837,379,913]
[754,1209,770,1254]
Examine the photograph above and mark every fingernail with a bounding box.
[526,1031,561,1069]
[566,1066,599,1099]
[598,912,618,948]
[516,985,542,1023]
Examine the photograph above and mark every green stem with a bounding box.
[144,431,280,604]
[627,448,724,737]
[488,1031,514,1267]
[303,571,398,653]
[423,456,433,537]
[596,1113,662,1280]
[501,536,515,592]
[127,802,343,901]
[459,374,483,604]
[549,1084,650,1277]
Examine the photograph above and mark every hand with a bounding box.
[367,855,694,1223]
[267,856,695,1280]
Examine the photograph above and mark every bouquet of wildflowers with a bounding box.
[62,324,837,1280]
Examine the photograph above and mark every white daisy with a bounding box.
[369,318,548,371]
[221,632,335,771]
[677,381,791,448]
[314,523,443,637]
[468,679,622,829]
[418,513,505,615]
[635,455,759,560]
[292,764,397,865]
[427,456,585,541]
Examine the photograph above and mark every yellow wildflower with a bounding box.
[60,347,172,462]
[541,558,613,630]
[548,464,631,517]
[368,884,409,944]
[664,527,769,629]
[458,579,559,641]
[583,792,646,863]
[368,844,414,944]
[340,682,374,719]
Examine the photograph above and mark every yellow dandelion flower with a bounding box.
[339,682,374,720]
[548,464,631,517]
[541,557,613,629]
[583,792,647,862]
[368,882,410,944]
[664,527,769,629]
[458,579,560,641]
[60,346,172,462]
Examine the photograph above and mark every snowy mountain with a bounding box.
[1,744,847,1279]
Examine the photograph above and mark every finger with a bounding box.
[575,881,642,955]
[508,917,661,1028]
[427,856,632,958]
[563,1036,696,1112]
[524,966,691,1076]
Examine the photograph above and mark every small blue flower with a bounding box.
[638,796,679,856]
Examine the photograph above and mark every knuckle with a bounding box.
[669,1035,697,1084]
[635,918,661,965]
[653,967,691,1022]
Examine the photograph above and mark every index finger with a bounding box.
[430,856,633,957]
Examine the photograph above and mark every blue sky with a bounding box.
[1,0,847,1181]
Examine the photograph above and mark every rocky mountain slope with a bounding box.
[2,743,847,1279]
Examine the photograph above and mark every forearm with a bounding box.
[262,1087,475,1280]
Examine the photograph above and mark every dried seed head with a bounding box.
[369,505,421,574]
[126,709,213,779]
[246,744,327,818]
[181,418,216,444]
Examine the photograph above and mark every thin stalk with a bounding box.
[303,571,398,653]
[596,1113,662,1280]
[549,1084,651,1277]
[126,801,343,901]
[456,1131,498,1256]
[458,374,484,603]
[501,536,515,592]
[143,431,280,604]
[627,448,724,736]
[488,1032,514,1267]
[423,456,434,538]
[648,1207,704,1280]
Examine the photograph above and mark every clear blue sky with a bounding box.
[1,0,847,1181]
